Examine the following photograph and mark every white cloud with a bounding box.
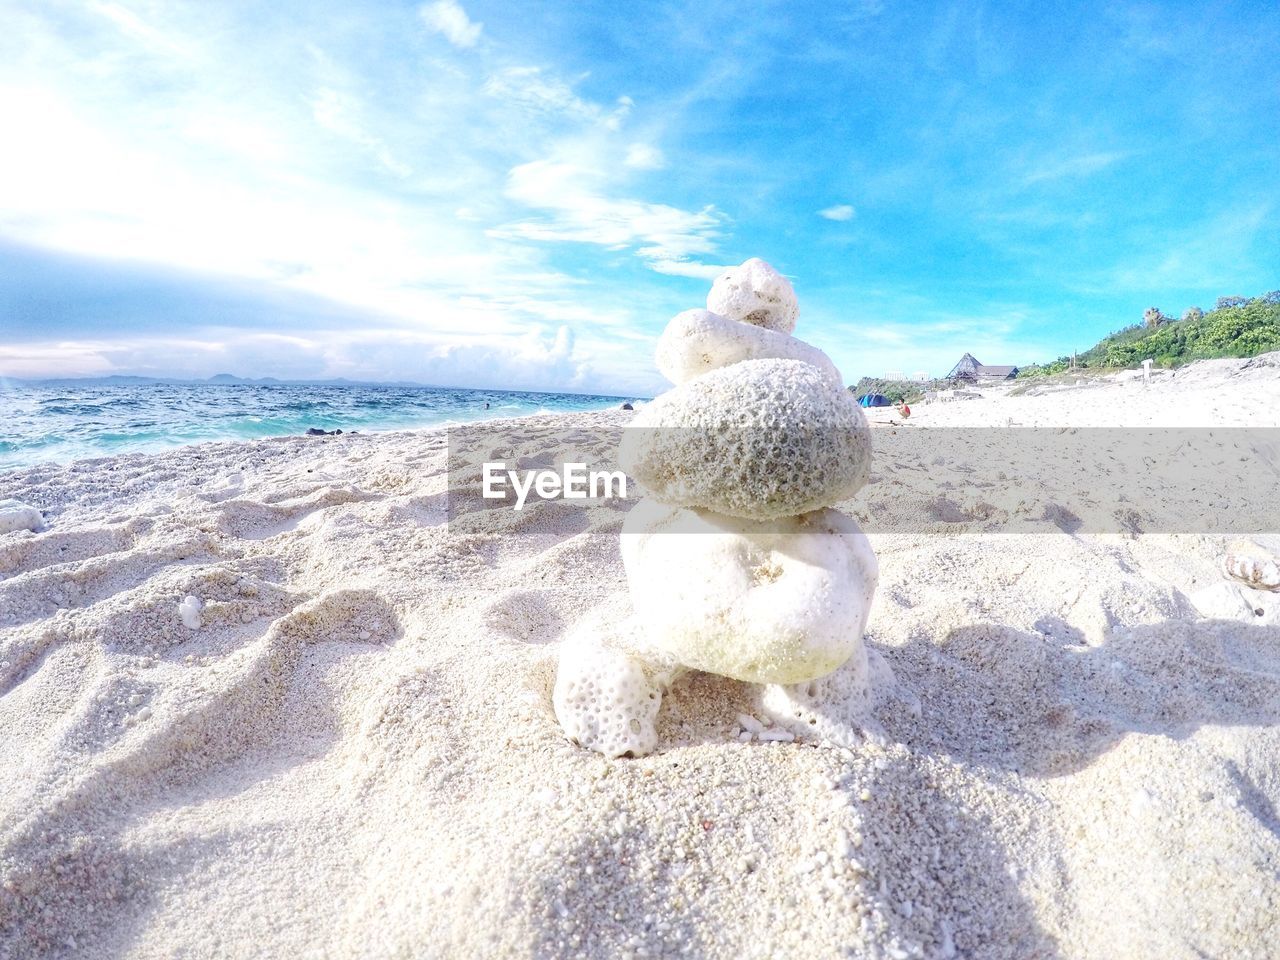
[87,1,190,57]
[605,95,633,131]
[482,67,633,131]
[0,323,642,394]
[493,159,725,274]
[1022,151,1128,185]
[417,325,587,391]
[1106,202,1272,292]
[482,66,595,120]
[420,0,482,49]
[818,203,856,221]
[646,258,731,279]
[310,87,412,177]
[0,341,118,378]
[625,143,666,170]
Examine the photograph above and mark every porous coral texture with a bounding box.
[619,358,872,521]
[706,258,799,333]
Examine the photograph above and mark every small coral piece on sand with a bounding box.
[0,498,44,534]
[178,595,203,629]
[706,257,800,333]
[1221,538,1280,591]
[552,618,680,759]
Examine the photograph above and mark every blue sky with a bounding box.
[1,0,1277,394]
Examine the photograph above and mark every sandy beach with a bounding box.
[3,354,1280,960]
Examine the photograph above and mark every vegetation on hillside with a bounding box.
[849,375,969,404]
[1018,290,1280,378]
[849,377,928,403]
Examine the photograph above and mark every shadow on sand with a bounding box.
[877,617,1280,779]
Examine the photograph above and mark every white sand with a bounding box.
[3,354,1280,959]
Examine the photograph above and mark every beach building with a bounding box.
[946,352,1019,382]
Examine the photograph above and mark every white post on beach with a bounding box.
[1141,358,1152,385]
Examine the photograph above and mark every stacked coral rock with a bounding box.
[554,259,881,757]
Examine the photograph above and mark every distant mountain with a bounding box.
[207,373,281,384]
[7,373,443,389]
[200,373,427,387]
[0,373,636,399]
[24,375,168,385]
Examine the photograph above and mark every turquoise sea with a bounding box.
[0,381,636,471]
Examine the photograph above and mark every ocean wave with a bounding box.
[0,383,628,470]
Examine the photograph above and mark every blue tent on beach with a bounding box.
[857,393,893,407]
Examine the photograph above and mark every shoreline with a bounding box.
[0,406,629,477]
[8,347,1280,476]
[0,382,641,474]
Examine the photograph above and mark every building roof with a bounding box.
[946,353,983,378]
[946,353,1018,379]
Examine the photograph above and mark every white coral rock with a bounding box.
[706,258,799,333]
[178,595,203,629]
[655,309,843,388]
[553,618,676,758]
[0,499,44,534]
[619,358,872,520]
[758,645,895,748]
[621,500,878,684]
